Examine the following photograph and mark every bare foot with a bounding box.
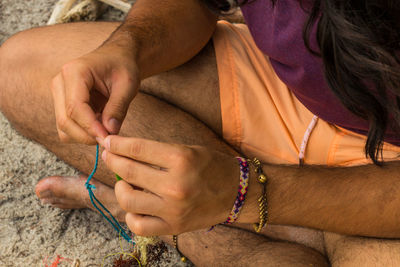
[35,175,126,222]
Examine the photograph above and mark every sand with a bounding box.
[0,1,187,266]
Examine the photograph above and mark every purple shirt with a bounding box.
[240,0,400,145]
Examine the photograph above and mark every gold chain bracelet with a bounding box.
[250,158,268,232]
[173,235,187,262]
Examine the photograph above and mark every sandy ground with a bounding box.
[0,1,187,266]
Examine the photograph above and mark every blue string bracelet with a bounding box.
[85,144,135,245]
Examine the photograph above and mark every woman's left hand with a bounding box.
[101,135,239,236]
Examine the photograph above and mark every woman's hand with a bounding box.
[102,135,239,236]
[52,45,140,144]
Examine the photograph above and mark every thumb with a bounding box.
[102,72,138,134]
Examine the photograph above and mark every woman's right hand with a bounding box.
[51,44,140,144]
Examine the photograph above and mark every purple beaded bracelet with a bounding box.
[224,157,250,224]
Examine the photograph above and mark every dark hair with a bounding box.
[202,0,400,164]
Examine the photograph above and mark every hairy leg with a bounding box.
[167,226,327,267]
[325,232,400,267]
[0,22,225,187]
[0,22,328,266]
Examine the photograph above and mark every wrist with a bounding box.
[235,160,265,224]
[95,36,142,75]
[99,28,142,70]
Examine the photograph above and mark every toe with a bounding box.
[35,176,61,199]
[40,176,89,207]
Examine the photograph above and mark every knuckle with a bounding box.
[166,182,191,201]
[65,101,76,118]
[65,102,85,122]
[61,61,90,88]
[50,75,62,90]
[175,188,191,201]
[57,117,69,131]
[116,67,133,81]
[120,192,135,212]
[105,105,126,125]
[58,133,70,143]
[60,62,74,77]
[61,60,82,76]
[171,147,196,171]
[123,74,138,92]
[124,165,138,184]
[128,140,145,159]
[125,76,135,88]
[107,101,127,118]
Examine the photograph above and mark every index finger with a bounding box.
[62,62,108,139]
[105,135,182,168]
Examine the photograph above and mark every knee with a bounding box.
[0,31,30,110]
[0,30,35,74]
[0,37,14,113]
[0,29,45,113]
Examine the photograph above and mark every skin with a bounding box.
[0,22,329,266]
[1,0,400,265]
[47,0,400,238]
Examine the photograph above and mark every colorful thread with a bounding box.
[85,144,135,244]
[224,157,250,224]
[101,230,141,267]
[43,255,71,267]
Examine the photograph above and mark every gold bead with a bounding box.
[258,174,267,183]
[181,257,187,262]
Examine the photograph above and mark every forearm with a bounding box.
[103,0,217,79]
[239,161,400,238]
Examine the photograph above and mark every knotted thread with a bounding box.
[85,144,135,245]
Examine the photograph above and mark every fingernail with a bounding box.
[102,150,107,162]
[96,137,104,147]
[104,136,110,150]
[108,118,121,134]
[39,190,52,198]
